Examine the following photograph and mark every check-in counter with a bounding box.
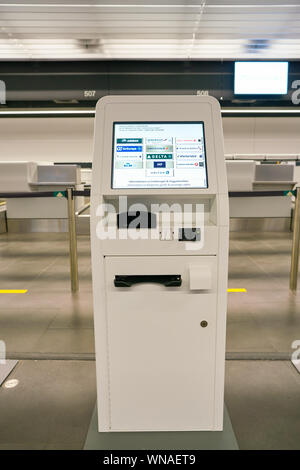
[226,160,255,192]
[0,162,85,229]
[227,159,295,220]
[0,161,37,192]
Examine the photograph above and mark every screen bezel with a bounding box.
[234,61,289,96]
[111,121,209,190]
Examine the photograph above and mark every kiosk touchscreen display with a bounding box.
[112,122,208,189]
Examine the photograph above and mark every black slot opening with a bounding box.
[117,211,157,229]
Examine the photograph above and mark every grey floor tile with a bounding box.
[34,328,95,354]
[49,308,94,329]
[228,288,294,305]
[225,361,300,450]
[226,321,277,353]
[0,308,59,328]
[0,360,96,450]
[0,327,48,354]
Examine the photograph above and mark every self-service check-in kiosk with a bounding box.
[91,95,229,432]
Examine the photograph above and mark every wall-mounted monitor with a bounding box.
[234,61,289,95]
[112,122,208,189]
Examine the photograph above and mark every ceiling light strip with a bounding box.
[0,108,300,117]
[0,3,299,8]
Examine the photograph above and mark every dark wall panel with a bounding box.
[0,60,299,108]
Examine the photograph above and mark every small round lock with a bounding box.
[200,320,208,328]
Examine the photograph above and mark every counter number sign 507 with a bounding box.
[84,90,96,98]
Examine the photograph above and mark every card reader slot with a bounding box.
[114,274,182,288]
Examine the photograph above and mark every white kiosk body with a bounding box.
[91,96,229,432]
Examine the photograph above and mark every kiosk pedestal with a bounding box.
[84,404,238,449]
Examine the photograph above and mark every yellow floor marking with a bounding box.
[0,290,28,294]
[228,288,247,293]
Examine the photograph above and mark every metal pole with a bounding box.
[67,187,79,293]
[4,210,8,233]
[290,187,300,292]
